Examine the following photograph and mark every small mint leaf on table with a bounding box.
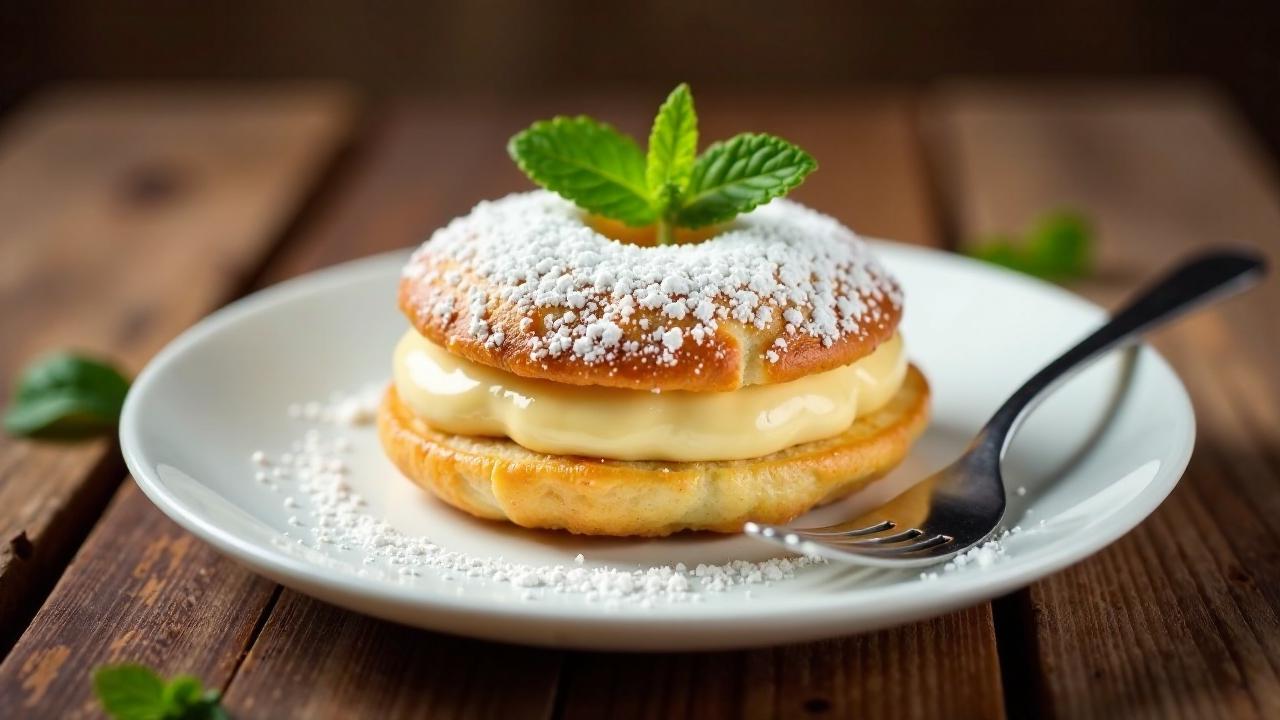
[4,351,130,440]
[675,133,817,228]
[95,664,227,720]
[93,665,168,719]
[161,676,205,710]
[966,210,1094,281]
[646,83,698,195]
[507,116,656,226]
[1026,211,1092,279]
[968,235,1030,273]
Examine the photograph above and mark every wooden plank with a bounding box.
[926,82,1280,718]
[558,606,1001,720]
[225,591,561,719]
[246,96,526,284]
[0,85,353,652]
[0,484,276,718]
[552,94,1004,720]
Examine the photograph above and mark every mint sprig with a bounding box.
[508,83,816,244]
[4,351,131,440]
[94,664,227,720]
[967,211,1094,281]
[675,133,817,229]
[646,83,698,203]
[507,116,654,226]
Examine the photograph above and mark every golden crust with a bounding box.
[377,365,930,537]
[398,193,904,392]
[400,274,901,393]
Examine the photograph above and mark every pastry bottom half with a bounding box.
[377,366,930,537]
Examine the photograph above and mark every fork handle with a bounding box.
[981,249,1267,458]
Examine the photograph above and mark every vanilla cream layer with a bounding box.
[393,330,907,462]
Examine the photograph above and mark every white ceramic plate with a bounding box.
[120,242,1194,651]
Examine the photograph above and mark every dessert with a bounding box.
[379,85,929,536]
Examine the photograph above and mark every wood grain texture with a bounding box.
[926,82,1280,719]
[224,590,562,719]
[0,484,277,718]
[549,94,1004,720]
[0,85,353,653]
[558,605,1001,720]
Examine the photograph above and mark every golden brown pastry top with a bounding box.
[399,191,903,392]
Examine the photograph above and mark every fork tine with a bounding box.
[854,534,953,555]
[849,528,923,545]
[742,523,963,568]
[788,520,896,538]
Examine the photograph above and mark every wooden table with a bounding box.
[0,83,1277,719]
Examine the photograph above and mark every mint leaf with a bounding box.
[1026,211,1091,278]
[508,116,656,226]
[967,211,1093,281]
[4,352,130,440]
[508,85,819,237]
[94,665,168,720]
[969,241,1036,274]
[95,665,227,720]
[162,676,205,711]
[675,133,817,228]
[646,83,698,196]
[162,677,227,720]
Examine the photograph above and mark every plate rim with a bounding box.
[119,242,1196,647]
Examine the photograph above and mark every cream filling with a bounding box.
[392,330,907,462]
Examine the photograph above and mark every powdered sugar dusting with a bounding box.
[917,527,1021,581]
[402,191,901,372]
[259,392,826,608]
[287,385,383,426]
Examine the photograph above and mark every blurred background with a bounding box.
[3,5,1280,715]
[2,0,1278,156]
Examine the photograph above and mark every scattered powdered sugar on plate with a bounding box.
[286,384,383,426]
[255,391,826,608]
[259,388,1024,604]
[917,526,1023,581]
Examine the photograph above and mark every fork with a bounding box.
[744,250,1267,568]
